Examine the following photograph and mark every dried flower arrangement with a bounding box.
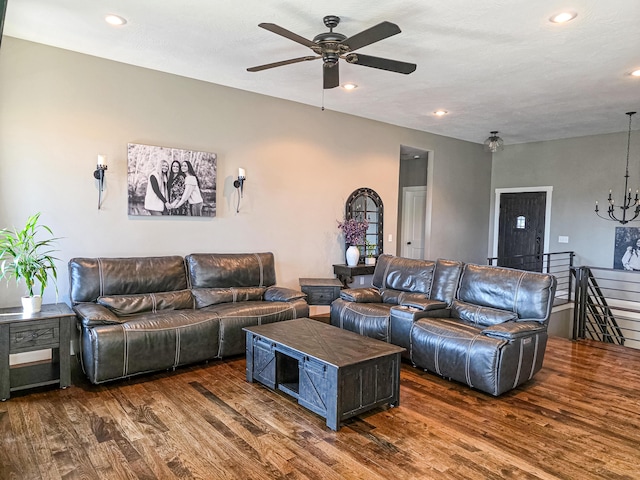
[337,218,369,245]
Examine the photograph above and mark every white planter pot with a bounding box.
[22,295,42,314]
[346,245,360,267]
[365,257,376,266]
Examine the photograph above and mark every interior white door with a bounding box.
[401,186,427,259]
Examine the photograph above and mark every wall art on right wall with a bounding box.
[614,227,640,271]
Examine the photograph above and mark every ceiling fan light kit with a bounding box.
[247,15,417,90]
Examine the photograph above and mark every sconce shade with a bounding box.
[484,131,504,153]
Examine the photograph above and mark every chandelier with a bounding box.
[484,131,504,153]
[595,112,639,225]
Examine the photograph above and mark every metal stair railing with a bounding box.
[572,267,625,345]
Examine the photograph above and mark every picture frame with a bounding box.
[614,226,640,270]
[127,143,217,217]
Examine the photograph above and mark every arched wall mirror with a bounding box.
[345,188,383,264]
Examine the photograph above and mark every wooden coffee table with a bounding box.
[244,318,405,430]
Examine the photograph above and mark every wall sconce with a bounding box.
[233,167,246,213]
[94,154,108,209]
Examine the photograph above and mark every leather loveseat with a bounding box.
[330,254,557,396]
[69,253,308,384]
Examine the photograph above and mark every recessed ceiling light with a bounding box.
[105,14,127,26]
[342,83,358,90]
[549,11,577,24]
[631,69,640,77]
[434,110,448,116]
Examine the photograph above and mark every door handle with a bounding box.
[407,241,412,245]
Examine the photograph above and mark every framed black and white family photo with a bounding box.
[127,143,217,217]
[614,227,640,271]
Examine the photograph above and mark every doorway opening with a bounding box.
[397,146,430,259]
[492,187,553,271]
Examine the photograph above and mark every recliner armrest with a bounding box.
[399,297,447,311]
[73,303,122,327]
[264,286,307,302]
[482,321,547,340]
[339,287,382,303]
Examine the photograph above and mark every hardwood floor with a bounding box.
[1,336,639,479]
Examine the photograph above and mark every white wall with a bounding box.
[490,130,640,267]
[0,37,492,308]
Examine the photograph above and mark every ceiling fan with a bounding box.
[247,15,417,89]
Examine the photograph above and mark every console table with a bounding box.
[244,318,404,430]
[333,264,375,288]
[0,303,75,401]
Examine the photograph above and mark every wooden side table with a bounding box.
[299,278,343,306]
[0,303,75,401]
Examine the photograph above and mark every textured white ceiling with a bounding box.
[4,0,640,145]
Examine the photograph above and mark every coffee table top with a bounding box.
[244,318,404,368]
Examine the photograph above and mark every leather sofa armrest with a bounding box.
[482,321,547,340]
[264,286,307,302]
[73,303,122,327]
[339,287,382,303]
[399,297,448,311]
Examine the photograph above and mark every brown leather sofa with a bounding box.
[330,254,557,396]
[69,253,308,384]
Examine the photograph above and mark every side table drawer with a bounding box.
[10,319,60,352]
[302,286,341,305]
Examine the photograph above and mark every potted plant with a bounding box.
[337,218,368,267]
[365,239,377,265]
[0,213,59,313]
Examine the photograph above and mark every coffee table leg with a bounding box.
[325,368,340,430]
[390,352,401,407]
[245,331,254,383]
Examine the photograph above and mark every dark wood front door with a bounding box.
[497,192,546,272]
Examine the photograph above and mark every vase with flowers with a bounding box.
[337,218,369,266]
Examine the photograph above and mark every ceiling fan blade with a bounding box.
[258,23,317,49]
[323,64,340,89]
[341,21,401,52]
[346,53,416,74]
[247,56,320,72]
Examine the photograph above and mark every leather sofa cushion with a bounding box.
[431,259,464,305]
[381,289,403,304]
[192,287,266,308]
[457,264,556,321]
[186,253,276,288]
[97,289,194,316]
[372,254,435,295]
[69,256,188,303]
[330,299,393,342]
[451,299,517,327]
